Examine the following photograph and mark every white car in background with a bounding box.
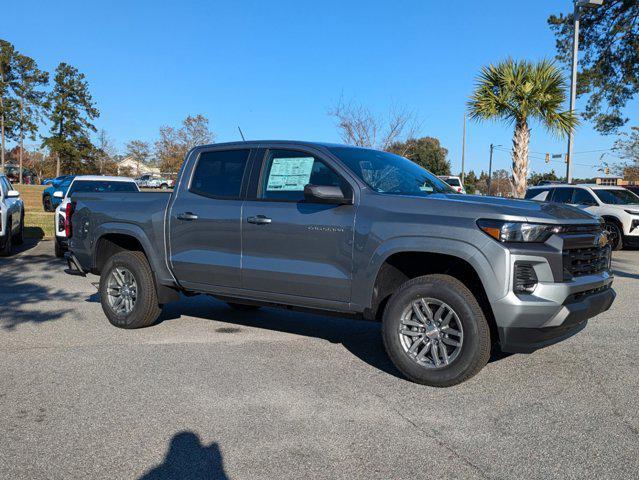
[438,175,466,194]
[0,173,25,256]
[135,174,174,190]
[54,175,139,257]
[525,183,639,250]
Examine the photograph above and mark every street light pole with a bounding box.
[566,0,603,184]
[488,143,495,195]
[461,114,466,185]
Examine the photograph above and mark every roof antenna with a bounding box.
[237,126,246,141]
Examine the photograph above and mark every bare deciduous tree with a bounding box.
[328,97,419,151]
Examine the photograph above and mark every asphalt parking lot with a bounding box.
[1,240,638,479]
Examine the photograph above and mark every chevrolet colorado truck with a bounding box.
[65,141,616,386]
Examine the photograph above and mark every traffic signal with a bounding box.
[545,153,550,163]
[605,167,610,175]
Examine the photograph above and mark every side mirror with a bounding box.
[303,184,353,205]
[6,190,20,198]
[53,191,64,199]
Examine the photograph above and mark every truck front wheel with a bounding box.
[382,274,491,387]
[99,251,162,329]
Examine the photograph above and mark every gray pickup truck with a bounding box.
[66,141,615,386]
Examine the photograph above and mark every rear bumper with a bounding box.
[498,287,615,353]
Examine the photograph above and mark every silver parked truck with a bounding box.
[65,142,615,386]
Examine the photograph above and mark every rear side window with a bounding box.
[550,188,574,204]
[0,177,9,196]
[572,188,597,206]
[68,181,138,196]
[190,149,250,199]
[525,188,550,201]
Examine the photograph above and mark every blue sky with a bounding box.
[3,0,630,179]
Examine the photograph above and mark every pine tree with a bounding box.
[43,62,99,175]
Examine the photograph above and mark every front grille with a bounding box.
[563,245,610,279]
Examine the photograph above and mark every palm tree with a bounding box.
[468,59,578,197]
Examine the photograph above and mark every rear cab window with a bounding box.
[550,188,575,204]
[525,188,550,201]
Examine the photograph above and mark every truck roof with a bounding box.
[192,140,369,150]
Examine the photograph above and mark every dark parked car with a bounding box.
[65,141,615,386]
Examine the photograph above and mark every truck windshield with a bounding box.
[68,181,138,196]
[327,146,455,196]
[593,189,639,205]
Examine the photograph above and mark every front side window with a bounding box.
[68,181,139,196]
[260,149,345,202]
[593,189,639,205]
[572,188,597,206]
[327,146,454,196]
[190,149,250,199]
[0,177,8,196]
[550,188,574,204]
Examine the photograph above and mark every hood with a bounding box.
[433,193,598,224]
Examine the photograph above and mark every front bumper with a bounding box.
[497,286,615,353]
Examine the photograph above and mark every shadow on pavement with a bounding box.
[0,240,76,330]
[156,295,414,381]
[139,431,228,480]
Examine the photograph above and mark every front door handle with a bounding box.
[247,215,272,225]
[176,212,198,221]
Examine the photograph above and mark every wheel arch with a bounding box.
[93,227,180,304]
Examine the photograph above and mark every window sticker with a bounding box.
[266,157,315,191]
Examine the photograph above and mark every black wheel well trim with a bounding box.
[93,233,181,304]
[367,250,498,343]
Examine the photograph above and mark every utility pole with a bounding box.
[566,0,603,184]
[488,143,495,195]
[461,114,466,184]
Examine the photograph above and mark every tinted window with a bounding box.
[260,149,344,202]
[190,149,250,199]
[0,177,8,196]
[525,188,550,200]
[593,188,639,205]
[550,188,574,203]
[444,178,460,187]
[328,146,453,196]
[572,188,597,205]
[68,181,139,196]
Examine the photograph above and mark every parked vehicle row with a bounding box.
[0,173,25,256]
[64,141,615,387]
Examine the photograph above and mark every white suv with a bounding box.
[53,175,139,257]
[525,183,639,250]
[0,174,25,256]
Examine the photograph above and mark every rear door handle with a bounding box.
[176,212,198,221]
[247,215,272,225]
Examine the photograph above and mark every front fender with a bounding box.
[352,235,509,310]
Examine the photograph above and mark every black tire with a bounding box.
[13,211,24,245]
[43,195,53,212]
[227,302,261,311]
[0,218,12,257]
[160,183,168,190]
[382,274,491,387]
[54,238,65,258]
[604,221,623,251]
[99,250,162,329]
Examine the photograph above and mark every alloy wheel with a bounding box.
[106,267,138,315]
[398,298,464,368]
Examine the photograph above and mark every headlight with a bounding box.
[477,219,559,243]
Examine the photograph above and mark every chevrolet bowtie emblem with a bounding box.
[596,233,608,248]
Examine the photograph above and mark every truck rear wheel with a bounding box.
[99,251,162,329]
[382,274,491,387]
